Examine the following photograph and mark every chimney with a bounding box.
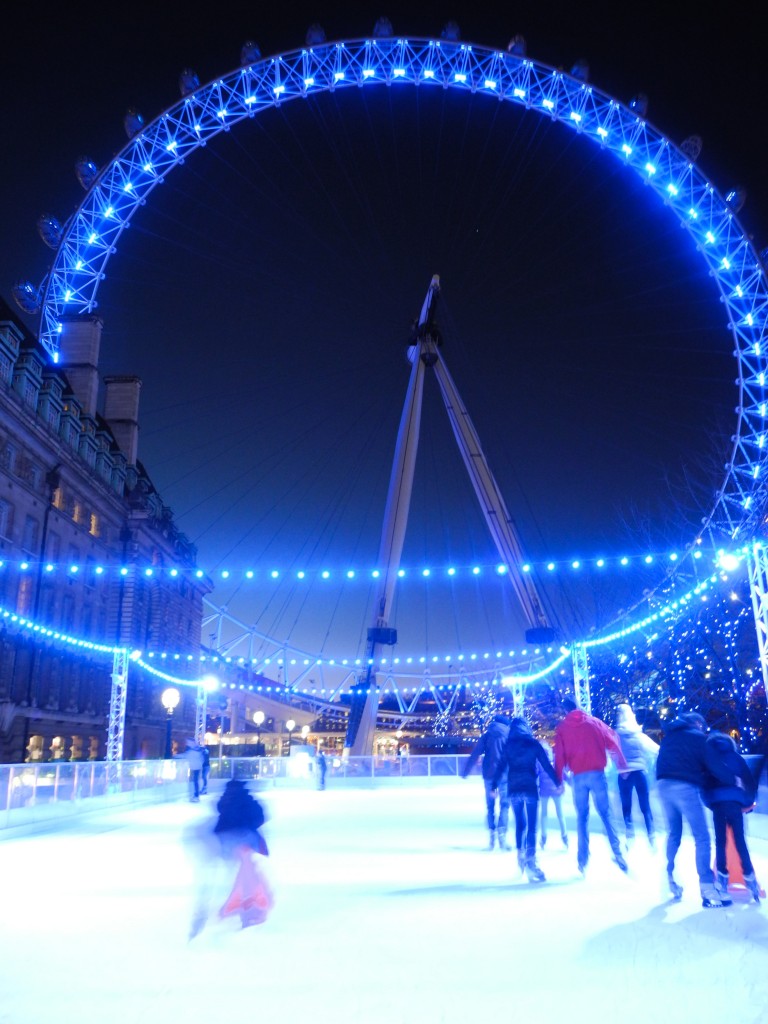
[58,314,103,417]
[104,375,141,466]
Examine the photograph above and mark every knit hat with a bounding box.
[615,704,639,729]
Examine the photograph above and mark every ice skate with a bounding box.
[517,849,526,873]
[714,870,732,906]
[497,830,510,851]
[526,855,546,882]
[487,829,496,851]
[667,872,683,901]
[700,884,726,909]
[613,851,629,873]
[743,872,761,904]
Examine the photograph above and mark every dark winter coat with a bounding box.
[214,780,268,855]
[703,732,758,808]
[491,719,560,797]
[462,716,510,781]
[656,714,721,788]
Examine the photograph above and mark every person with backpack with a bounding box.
[704,731,762,904]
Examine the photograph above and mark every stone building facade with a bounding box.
[0,298,211,763]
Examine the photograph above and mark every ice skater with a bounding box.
[614,703,658,847]
[316,747,327,790]
[461,714,511,850]
[704,729,761,904]
[491,717,561,881]
[554,697,629,875]
[656,711,728,908]
[537,744,568,850]
[213,780,273,928]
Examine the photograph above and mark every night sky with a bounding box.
[2,2,766,664]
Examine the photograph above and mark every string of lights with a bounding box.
[0,544,744,583]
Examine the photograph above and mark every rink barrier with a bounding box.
[2,753,767,839]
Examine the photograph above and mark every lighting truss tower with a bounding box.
[344,276,554,755]
[106,647,129,764]
[747,543,768,698]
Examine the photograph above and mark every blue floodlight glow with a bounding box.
[322,570,330,579]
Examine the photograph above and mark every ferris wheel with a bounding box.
[14,24,768,753]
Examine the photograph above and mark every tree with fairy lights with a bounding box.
[584,575,766,753]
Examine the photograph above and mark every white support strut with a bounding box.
[572,645,591,714]
[747,544,768,700]
[106,647,129,763]
[345,276,552,753]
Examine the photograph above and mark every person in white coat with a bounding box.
[614,703,659,846]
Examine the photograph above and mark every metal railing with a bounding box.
[0,754,468,835]
[3,753,766,838]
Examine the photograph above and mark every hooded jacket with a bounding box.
[614,704,659,773]
[655,714,714,787]
[462,715,510,780]
[491,718,560,796]
[554,709,627,778]
[703,732,758,808]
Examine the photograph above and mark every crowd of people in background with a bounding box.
[463,698,763,908]
[179,697,762,940]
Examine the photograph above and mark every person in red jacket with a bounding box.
[554,697,629,874]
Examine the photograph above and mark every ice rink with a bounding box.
[1,781,767,1024]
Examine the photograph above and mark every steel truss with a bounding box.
[747,544,768,699]
[106,647,129,761]
[40,33,768,742]
[37,35,768,544]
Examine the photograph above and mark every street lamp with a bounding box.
[301,724,310,745]
[285,718,295,756]
[161,687,180,759]
[253,709,265,754]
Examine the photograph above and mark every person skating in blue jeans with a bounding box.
[462,714,511,850]
[554,697,629,875]
[537,745,569,849]
[656,711,731,908]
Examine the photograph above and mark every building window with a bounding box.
[61,594,75,632]
[0,498,12,542]
[22,514,39,554]
[53,486,65,511]
[48,531,61,562]
[73,501,84,526]
[3,443,18,474]
[17,575,33,615]
[89,512,100,537]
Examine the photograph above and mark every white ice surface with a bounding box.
[1,782,767,1024]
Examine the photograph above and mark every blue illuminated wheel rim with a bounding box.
[38,36,768,545]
